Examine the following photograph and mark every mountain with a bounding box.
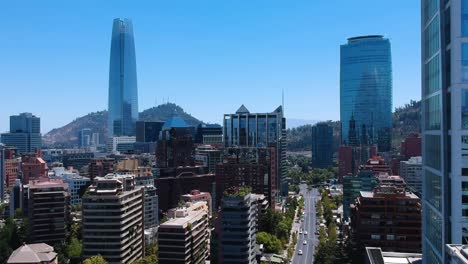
[286,100,421,152]
[43,103,203,147]
[287,118,320,129]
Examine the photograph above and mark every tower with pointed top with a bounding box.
[223,105,287,196]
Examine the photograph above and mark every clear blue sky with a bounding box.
[0,1,420,133]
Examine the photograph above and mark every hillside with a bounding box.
[43,103,203,147]
[286,100,421,152]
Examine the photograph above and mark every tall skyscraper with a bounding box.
[108,18,139,137]
[340,35,393,152]
[421,1,461,263]
[223,105,287,196]
[311,123,333,169]
[0,113,42,154]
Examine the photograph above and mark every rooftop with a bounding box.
[347,35,384,42]
[446,244,468,262]
[366,247,422,264]
[7,243,57,264]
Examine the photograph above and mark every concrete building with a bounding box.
[195,145,222,173]
[338,144,378,182]
[195,124,223,145]
[134,173,159,229]
[223,105,287,196]
[9,179,23,217]
[1,113,42,154]
[25,179,69,244]
[21,154,48,184]
[446,244,468,263]
[0,144,20,202]
[7,243,58,264]
[401,133,422,160]
[78,128,93,148]
[82,174,145,264]
[181,189,213,216]
[215,147,276,207]
[158,201,211,264]
[156,166,215,212]
[218,188,257,264]
[50,167,90,205]
[365,247,422,264]
[400,156,422,194]
[351,184,421,253]
[359,156,392,175]
[88,158,114,181]
[311,123,333,169]
[343,171,379,219]
[107,136,136,153]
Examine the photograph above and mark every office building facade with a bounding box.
[1,113,42,154]
[340,36,393,151]
[136,121,164,143]
[420,1,468,262]
[311,123,333,169]
[400,156,422,195]
[223,105,286,196]
[108,18,139,137]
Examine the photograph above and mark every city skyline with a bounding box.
[0,1,420,133]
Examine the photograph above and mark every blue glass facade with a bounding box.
[0,113,41,154]
[108,18,139,137]
[340,35,393,151]
[311,123,333,169]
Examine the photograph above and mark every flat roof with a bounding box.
[348,35,384,42]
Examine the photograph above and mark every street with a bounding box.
[292,184,318,264]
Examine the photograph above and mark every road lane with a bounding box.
[292,185,318,264]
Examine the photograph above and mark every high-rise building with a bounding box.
[1,113,42,154]
[218,188,257,264]
[88,158,114,182]
[25,179,69,245]
[107,18,138,137]
[311,123,333,169]
[156,117,194,168]
[351,180,421,253]
[223,105,286,196]
[215,147,276,207]
[194,145,222,173]
[400,156,422,195]
[195,124,223,145]
[134,173,159,229]
[343,171,379,219]
[49,167,90,206]
[340,36,392,151]
[136,121,164,143]
[420,1,464,262]
[78,128,93,148]
[158,201,211,264]
[82,174,144,264]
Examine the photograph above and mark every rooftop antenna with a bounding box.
[282,88,285,114]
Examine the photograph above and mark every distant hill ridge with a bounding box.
[43,103,203,147]
[286,100,421,152]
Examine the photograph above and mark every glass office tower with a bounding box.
[311,123,333,169]
[340,35,393,151]
[0,113,41,154]
[223,105,287,196]
[421,1,468,263]
[108,18,139,137]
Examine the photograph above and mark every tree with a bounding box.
[83,255,108,264]
[66,238,82,258]
[256,232,283,254]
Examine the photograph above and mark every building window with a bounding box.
[424,206,442,255]
[463,44,468,82]
[425,95,441,130]
[463,0,468,36]
[424,55,440,95]
[463,182,468,192]
[423,0,438,23]
[425,135,441,170]
[425,169,441,210]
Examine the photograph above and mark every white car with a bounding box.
[303,240,307,245]
[299,230,303,235]
[304,231,308,235]
[298,250,303,255]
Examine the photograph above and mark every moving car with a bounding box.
[299,230,303,235]
[298,250,303,255]
[303,240,307,245]
[304,231,308,235]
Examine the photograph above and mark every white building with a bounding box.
[400,156,422,194]
[107,136,136,153]
[49,167,90,205]
[446,244,468,263]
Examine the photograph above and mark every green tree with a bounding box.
[256,232,283,254]
[83,255,108,264]
[66,238,82,258]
